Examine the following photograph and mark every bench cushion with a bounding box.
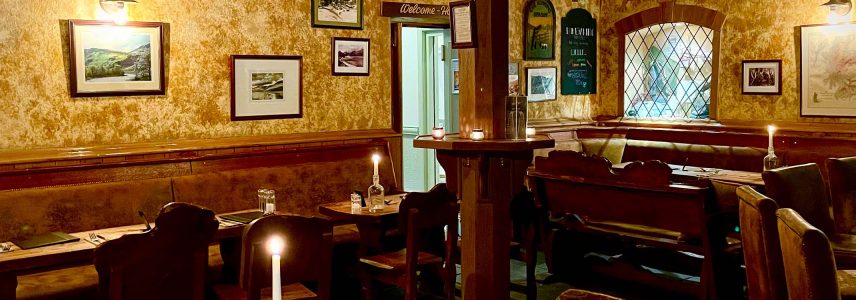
[0,178,174,241]
[16,265,98,300]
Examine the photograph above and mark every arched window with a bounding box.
[616,2,725,120]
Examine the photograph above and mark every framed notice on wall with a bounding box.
[560,8,597,95]
[450,0,477,49]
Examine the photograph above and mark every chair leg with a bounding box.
[525,249,537,300]
[444,264,455,300]
[360,267,373,300]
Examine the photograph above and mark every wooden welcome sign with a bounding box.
[381,2,450,21]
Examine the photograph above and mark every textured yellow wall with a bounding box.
[513,0,600,121]
[597,0,856,124]
[0,0,430,151]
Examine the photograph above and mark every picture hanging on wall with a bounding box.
[231,55,303,121]
[450,0,477,49]
[800,23,856,116]
[509,62,520,95]
[742,60,781,95]
[452,59,460,94]
[332,37,370,76]
[523,0,556,60]
[560,8,597,95]
[526,67,557,102]
[312,0,363,29]
[68,20,165,97]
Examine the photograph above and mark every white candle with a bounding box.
[372,154,380,176]
[767,125,776,150]
[267,236,285,300]
[432,127,445,140]
[470,129,485,141]
[526,127,536,137]
[265,203,275,214]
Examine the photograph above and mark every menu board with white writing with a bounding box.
[561,8,597,95]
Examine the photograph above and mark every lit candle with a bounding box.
[267,236,285,300]
[372,154,380,177]
[432,127,445,140]
[526,127,536,137]
[767,125,776,150]
[470,129,485,141]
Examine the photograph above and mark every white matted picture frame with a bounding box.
[800,23,856,117]
[68,20,165,97]
[526,67,557,102]
[742,60,781,95]
[230,55,303,121]
[332,37,370,76]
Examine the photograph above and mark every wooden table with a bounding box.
[318,194,404,254]
[0,209,259,299]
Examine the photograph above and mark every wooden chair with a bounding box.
[214,214,333,300]
[763,163,856,267]
[826,157,856,235]
[776,208,856,300]
[528,150,736,299]
[359,183,458,300]
[737,186,787,300]
[94,202,219,300]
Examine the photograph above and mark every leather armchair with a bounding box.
[738,186,787,300]
[827,157,856,235]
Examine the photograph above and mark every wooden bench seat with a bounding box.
[16,265,98,300]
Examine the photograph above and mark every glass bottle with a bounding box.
[763,143,782,171]
[368,174,385,212]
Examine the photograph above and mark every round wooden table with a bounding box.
[318,194,405,254]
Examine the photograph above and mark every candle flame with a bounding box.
[267,236,285,255]
[371,154,381,164]
[767,125,776,135]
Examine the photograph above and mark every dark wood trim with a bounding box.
[230,55,304,121]
[331,37,370,76]
[391,23,403,134]
[68,20,166,98]
[449,0,478,49]
[741,60,782,95]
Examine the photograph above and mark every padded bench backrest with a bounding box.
[0,178,174,241]
[622,140,766,172]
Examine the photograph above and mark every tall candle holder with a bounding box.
[764,125,782,171]
[368,154,385,212]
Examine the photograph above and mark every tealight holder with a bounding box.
[432,127,445,140]
[526,127,536,137]
[470,129,485,141]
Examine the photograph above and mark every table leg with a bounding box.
[0,271,16,300]
[356,223,385,256]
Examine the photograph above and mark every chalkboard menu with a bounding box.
[561,8,597,95]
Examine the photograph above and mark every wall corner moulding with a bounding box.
[68,20,166,98]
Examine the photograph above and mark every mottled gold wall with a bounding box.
[512,0,600,121]
[0,0,432,151]
[597,0,856,124]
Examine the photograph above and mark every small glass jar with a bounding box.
[432,127,446,140]
[470,129,485,141]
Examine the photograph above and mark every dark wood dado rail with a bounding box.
[0,129,402,190]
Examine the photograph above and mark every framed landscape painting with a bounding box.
[331,38,370,76]
[231,55,303,121]
[800,24,856,117]
[68,20,165,97]
[526,67,557,102]
[742,60,781,95]
[523,0,556,60]
[312,0,363,29]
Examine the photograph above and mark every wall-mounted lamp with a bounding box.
[822,0,852,23]
[100,0,137,24]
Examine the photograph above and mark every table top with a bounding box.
[413,134,555,151]
[317,194,405,222]
[612,162,764,187]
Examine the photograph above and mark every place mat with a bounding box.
[12,232,80,250]
[219,211,264,224]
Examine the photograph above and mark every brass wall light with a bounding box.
[99,0,137,24]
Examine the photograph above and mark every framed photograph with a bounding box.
[312,0,363,29]
[452,59,460,94]
[523,0,556,60]
[332,38,370,76]
[509,62,520,95]
[450,0,477,49]
[801,23,856,117]
[231,55,303,121]
[68,20,165,97]
[526,67,557,102]
[742,60,782,95]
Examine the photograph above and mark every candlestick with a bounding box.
[267,236,285,300]
[432,127,446,140]
[371,154,380,176]
[470,129,485,141]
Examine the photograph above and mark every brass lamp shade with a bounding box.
[100,0,137,15]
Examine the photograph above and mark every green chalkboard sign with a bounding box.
[561,8,597,95]
[523,0,556,60]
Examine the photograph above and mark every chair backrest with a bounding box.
[94,202,218,300]
[239,215,333,300]
[398,183,458,258]
[762,163,835,234]
[826,157,856,234]
[737,186,787,300]
[776,208,841,300]
[530,151,710,237]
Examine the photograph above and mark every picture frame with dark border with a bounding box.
[311,0,364,29]
[523,0,556,61]
[526,66,557,102]
[742,60,781,95]
[68,20,166,97]
[800,23,856,117]
[230,55,303,121]
[450,0,477,49]
[331,37,370,76]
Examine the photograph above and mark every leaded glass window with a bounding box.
[623,22,714,120]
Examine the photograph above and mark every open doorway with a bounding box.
[398,26,459,192]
